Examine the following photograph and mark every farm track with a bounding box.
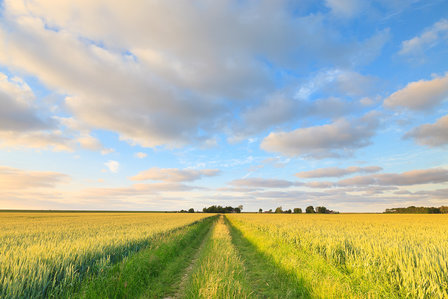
[180,215,255,298]
[164,217,216,299]
[176,215,311,298]
[74,216,217,298]
[3,213,448,298]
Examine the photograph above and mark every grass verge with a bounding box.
[71,216,216,298]
[227,216,385,298]
[182,216,254,298]
[226,216,311,298]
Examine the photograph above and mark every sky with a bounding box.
[0,0,447,212]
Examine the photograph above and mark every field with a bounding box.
[1,212,448,298]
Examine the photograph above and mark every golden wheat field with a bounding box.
[0,212,209,298]
[1,212,448,298]
[227,214,448,298]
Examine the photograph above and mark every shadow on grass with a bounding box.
[226,218,311,299]
[69,216,217,298]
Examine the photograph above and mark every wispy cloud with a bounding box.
[105,161,120,173]
[130,167,220,182]
[399,18,448,58]
[296,166,382,178]
[405,114,448,147]
[134,152,147,159]
[261,113,379,158]
[384,73,448,111]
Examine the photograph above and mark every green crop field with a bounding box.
[1,212,447,298]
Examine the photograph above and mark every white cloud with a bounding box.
[384,73,448,111]
[0,131,74,151]
[0,72,48,131]
[0,1,388,148]
[0,72,76,151]
[231,68,376,141]
[135,152,147,159]
[130,167,220,182]
[228,177,300,188]
[405,114,448,147]
[260,113,379,158]
[325,0,364,18]
[399,19,448,57]
[296,166,382,178]
[338,168,448,186]
[58,117,114,154]
[77,182,198,199]
[105,160,120,173]
[0,165,70,190]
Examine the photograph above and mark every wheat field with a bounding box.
[0,212,209,298]
[227,214,448,298]
[1,212,448,298]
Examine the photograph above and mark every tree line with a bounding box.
[259,206,338,214]
[384,206,448,214]
[180,205,244,213]
[179,205,339,214]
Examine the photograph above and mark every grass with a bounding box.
[227,213,448,298]
[2,212,448,298]
[0,212,211,298]
[226,217,311,298]
[183,216,254,298]
[75,215,217,298]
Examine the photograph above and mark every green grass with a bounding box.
[72,216,217,298]
[226,217,311,298]
[183,216,254,298]
[226,215,396,298]
[5,213,447,298]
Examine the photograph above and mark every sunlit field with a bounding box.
[0,212,210,298]
[227,214,448,298]
[1,212,448,298]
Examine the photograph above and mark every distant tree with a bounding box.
[259,208,263,213]
[188,208,195,213]
[269,209,273,213]
[385,206,443,214]
[306,206,315,213]
[285,209,292,214]
[440,206,448,214]
[293,208,302,214]
[202,205,241,213]
[275,206,283,213]
[316,206,328,214]
[180,209,187,213]
[238,205,243,212]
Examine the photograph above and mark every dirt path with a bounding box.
[163,218,216,299]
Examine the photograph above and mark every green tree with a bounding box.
[316,206,328,214]
[259,208,263,213]
[306,206,315,213]
[275,206,283,213]
[293,208,302,214]
[188,208,195,213]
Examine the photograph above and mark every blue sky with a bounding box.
[0,0,447,212]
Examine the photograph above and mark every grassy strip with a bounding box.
[71,216,216,298]
[227,216,386,298]
[226,216,311,298]
[182,216,254,298]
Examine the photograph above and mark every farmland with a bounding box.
[0,212,211,298]
[1,212,448,298]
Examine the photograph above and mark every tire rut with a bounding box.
[163,218,216,299]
